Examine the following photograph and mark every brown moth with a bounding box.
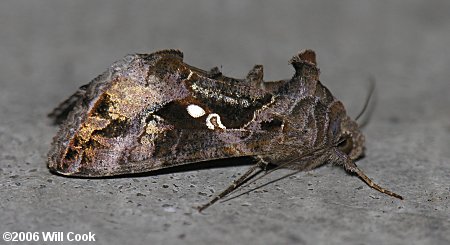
[48,49,402,211]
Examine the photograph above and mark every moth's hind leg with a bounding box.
[197,160,266,212]
[48,84,88,125]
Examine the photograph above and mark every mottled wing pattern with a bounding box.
[49,50,283,176]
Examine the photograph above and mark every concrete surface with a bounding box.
[1,1,449,244]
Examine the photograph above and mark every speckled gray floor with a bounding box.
[1,1,449,245]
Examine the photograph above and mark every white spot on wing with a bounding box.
[187,104,206,118]
[206,113,226,130]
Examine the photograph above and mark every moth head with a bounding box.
[336,117,365,160]
[329,102,365,160]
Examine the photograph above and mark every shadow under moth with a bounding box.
[48,49,402,211]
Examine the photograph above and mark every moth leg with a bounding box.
[197,162,264,212]
[342,158,403,200]
[255,155,271,172]
[48,84,88,125]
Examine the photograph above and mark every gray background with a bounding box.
[1,1,449,244]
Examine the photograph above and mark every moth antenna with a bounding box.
[353,166,403,200]
[222,169,303,204]
[197,163,262,212]
[355,76,375,122]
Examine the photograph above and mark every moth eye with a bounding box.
[337,136,353,155]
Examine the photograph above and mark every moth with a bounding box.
[48,49,402,211]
